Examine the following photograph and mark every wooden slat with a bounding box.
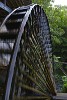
[14,96,51,100]
[0,65,7,70]
[0,32,17,39]
[8,12,26,20]
[0,49,12,54]
[53,93,67,100]
[0,2,12,13]
[5,21,21,30]
[15,6,30,13]
[6,0,32,9]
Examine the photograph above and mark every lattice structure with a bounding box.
[0,0,32,9]
[0,4,57,100]
[0,0,31,25]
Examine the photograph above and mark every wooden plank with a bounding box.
[0,2,12,13]
[6,0,32,9]
[53,93,67,100]
[14,96,51,100]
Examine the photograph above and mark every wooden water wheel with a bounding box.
[0,4,56,100]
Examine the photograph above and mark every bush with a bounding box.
[62,83,67,92]
[62,76,67,92]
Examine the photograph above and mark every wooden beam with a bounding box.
[0,2,12,13]
[53,93,67,100]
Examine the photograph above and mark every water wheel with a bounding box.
[0,4,56,100]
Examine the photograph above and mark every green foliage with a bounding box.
[46,6,66,46]
[62,84,67,92]
[62,76,67,92]
[46,6,67,65]
[62,76,67,84]
[46,4,67,92]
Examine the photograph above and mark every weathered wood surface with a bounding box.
[0,4,57,100]
[0,0,32,9]
[0,0,32,24]
[53,93,67,100]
